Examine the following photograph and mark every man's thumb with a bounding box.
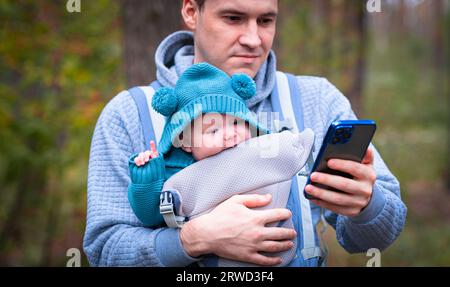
[229,194,272,208]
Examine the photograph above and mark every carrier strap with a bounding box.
[273,72,322,260]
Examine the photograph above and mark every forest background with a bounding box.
[0,0,449,266]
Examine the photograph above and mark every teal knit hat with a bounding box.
[152,62,270,155]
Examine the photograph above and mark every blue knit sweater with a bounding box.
[83,31,407,266]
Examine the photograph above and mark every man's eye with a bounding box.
[225,15,242,23]
[258,17,274,26]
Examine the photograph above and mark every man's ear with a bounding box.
[181,0,199,31]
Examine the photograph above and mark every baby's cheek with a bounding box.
[194,146,221,161]
[244,127,251,140]
[247,128,252,139]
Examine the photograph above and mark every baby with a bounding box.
[128,63,315,267]
[128,62,270,227]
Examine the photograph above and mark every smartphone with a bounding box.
[304,120,376,200]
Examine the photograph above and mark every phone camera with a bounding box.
[332,127,353,144]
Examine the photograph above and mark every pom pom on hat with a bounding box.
[231,73,256,100]
[152,87,178,117]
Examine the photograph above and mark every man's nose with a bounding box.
[239,21,262,49]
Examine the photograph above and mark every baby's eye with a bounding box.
[234,119,245,125]
[208,128,219,134]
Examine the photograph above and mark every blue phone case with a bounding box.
[304,120,377,200]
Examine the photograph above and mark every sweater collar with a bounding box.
[163,147,195,169]
[155,30,277,109]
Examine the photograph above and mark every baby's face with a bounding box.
[181,113,251,161]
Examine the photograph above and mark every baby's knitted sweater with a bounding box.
[127,147,195,227]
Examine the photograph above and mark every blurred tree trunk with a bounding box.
[428,0,449,190]
[121,0,182,87]
[278,0,367,116]
[432,0,445,72]
[314,0,332,76]
[394,0,407,37]
[343,1,367,116]
[0,153,48,265]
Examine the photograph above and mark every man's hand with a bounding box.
[304,148,377,217]
[179,193,297,266]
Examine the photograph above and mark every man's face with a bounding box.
[184,0,278,78]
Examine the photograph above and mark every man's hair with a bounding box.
[194,0,205,11]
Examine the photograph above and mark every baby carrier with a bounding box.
[128,72,327,267]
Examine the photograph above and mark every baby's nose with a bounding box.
[223,126,237,143]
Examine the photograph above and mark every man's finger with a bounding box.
[309,172,363,195]
[362,148,374,165]
[327,158,373,180]
[228,193,272,208]
[248,253,282,266]
[305,184,358,206]
[262,227,297,241]
[259,240,294,253]
[258,208,292,225]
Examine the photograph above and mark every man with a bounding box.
[83,0,406,266]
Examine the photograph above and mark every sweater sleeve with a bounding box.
[83,91,200,266]
[128,154,166,227]
[316,79,407,253]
